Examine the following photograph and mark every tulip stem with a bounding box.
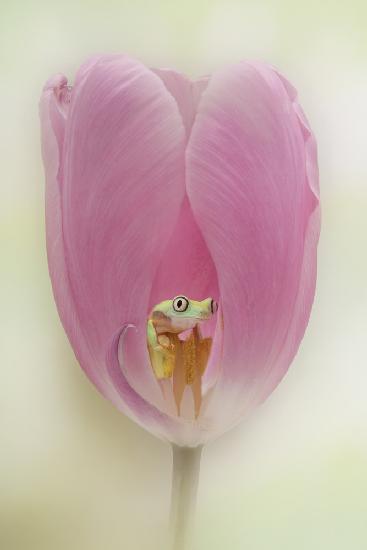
[169,444,203,550]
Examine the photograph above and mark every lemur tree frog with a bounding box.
[147,296,218,417]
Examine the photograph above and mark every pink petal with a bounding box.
[186,61,320,425]
[40,74,166,434]
[61,55,188,406]
[40,55,191,437]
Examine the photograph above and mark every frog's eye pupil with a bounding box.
[173,296,189,312]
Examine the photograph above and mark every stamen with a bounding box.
[147,316,214,419]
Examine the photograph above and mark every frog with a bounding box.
[147,295,218,418]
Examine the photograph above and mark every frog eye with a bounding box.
[173,296,189,312]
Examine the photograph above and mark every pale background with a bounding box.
[1,1,366,549]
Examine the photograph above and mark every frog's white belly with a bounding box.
[155,316,199,334]
[171,317,199,332]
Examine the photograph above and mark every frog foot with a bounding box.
[157,334,175,353]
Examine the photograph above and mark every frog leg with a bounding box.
[147,319,162,351]
[147,320,175,379]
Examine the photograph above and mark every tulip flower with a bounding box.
[40,54,320,549]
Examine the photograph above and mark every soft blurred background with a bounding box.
[1,1,366,549]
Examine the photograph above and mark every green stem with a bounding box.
[169,444,203,550]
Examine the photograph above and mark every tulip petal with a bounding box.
[41,55,190,433]
[186,61,320,426]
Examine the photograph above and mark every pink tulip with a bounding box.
[39,54,320,448]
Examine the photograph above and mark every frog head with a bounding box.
[150,295,218,333]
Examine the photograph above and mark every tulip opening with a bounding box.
[147,297,219,419]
